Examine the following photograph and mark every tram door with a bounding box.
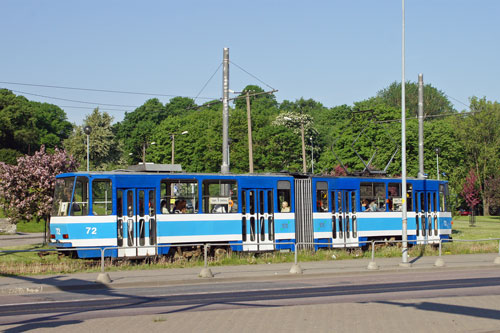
[241,189,275,251]
[331,190,358,247]
[415,191,439,244]
[117,188,157,257]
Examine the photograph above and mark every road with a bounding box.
[0,233,45,247]
[1,266,500,332]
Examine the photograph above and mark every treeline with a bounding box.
[1,83,499,215]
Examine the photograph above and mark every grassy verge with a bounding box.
[16,218,46,233]
[1,215,499,276]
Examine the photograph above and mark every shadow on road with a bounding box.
[377,300,500,321]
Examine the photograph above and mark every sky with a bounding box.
[1,0,499,125]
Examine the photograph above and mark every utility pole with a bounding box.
[246,91,254,173]
[171,135,175,165]
[221,47,230,174]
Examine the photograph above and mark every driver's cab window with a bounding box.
[71,176,89,216]
[51,177,74,216]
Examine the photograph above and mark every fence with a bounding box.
[1,239,500,283]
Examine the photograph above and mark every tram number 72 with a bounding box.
[86,227,97,235]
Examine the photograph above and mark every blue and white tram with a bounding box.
[49,170,452,258]
[309,176,452,250]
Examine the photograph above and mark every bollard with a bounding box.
[199,243,213,278]
[96,248,112,284]
[289,242,303,274]
[434,239,445,267]
[367,240,379,270]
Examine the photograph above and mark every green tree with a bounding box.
[64,108,124,170]
[454,97,500,215]
[115,98,168,164]
[149,102,223,172]
[0,89,72,162]
[377,81,456,116]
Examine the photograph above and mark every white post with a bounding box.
[400,0,410,267]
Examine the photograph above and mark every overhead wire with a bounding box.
[11,90,139,108]
[193,63,222,102]
[1,81,216,100]
[229,61,276,91]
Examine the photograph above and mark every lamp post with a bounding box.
[83,126,92,172]
[171,131,188,164]
[142,141,155,164]
[435,147,441,180]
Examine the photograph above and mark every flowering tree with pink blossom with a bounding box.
[0,146,78,224]
[461,169,481,213]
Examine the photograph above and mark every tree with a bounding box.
[454,97,500,215]
[377,81,456,116]
[115,98,168,164]
[461,169,481,213]
[0,146,78,224]
[64,108,124,170]
[149,102,223,173]
[0,89,72,162]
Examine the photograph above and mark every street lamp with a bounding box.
[284,116,307,173]
[83,125,92,172]
[171,131,188,164]
[435,147,441,180]
[142,141,156,164]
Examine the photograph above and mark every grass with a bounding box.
[16,218,46,233]
[1,215,499,276]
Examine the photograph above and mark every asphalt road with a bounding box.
[0,233,45,247]
[1,266,500,329]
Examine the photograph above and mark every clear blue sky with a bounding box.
[1,0,498,125]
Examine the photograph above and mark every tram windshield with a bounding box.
[51,177,74,216]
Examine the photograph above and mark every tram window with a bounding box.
[202,179,238,213]
[71,177,89,216]
[52,177,74,216]
[406,184,413,211]
[360,182,385,212]
[117,190,123,217]
[388,183,402,212]
[149,190,155,216]
[127,190,134,217]
[316,181,328,212]
[138,190,145,217]
[161,179,198,214]
[277,180,291,213]
[92,180,112,216]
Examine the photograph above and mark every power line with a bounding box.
[59,105,134,112]
[11,90,140,108]
[194,63,222,102]
[446,94,470,109]
[375,110,480,124]
[1,81,216,100]
[229,61,276,91]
